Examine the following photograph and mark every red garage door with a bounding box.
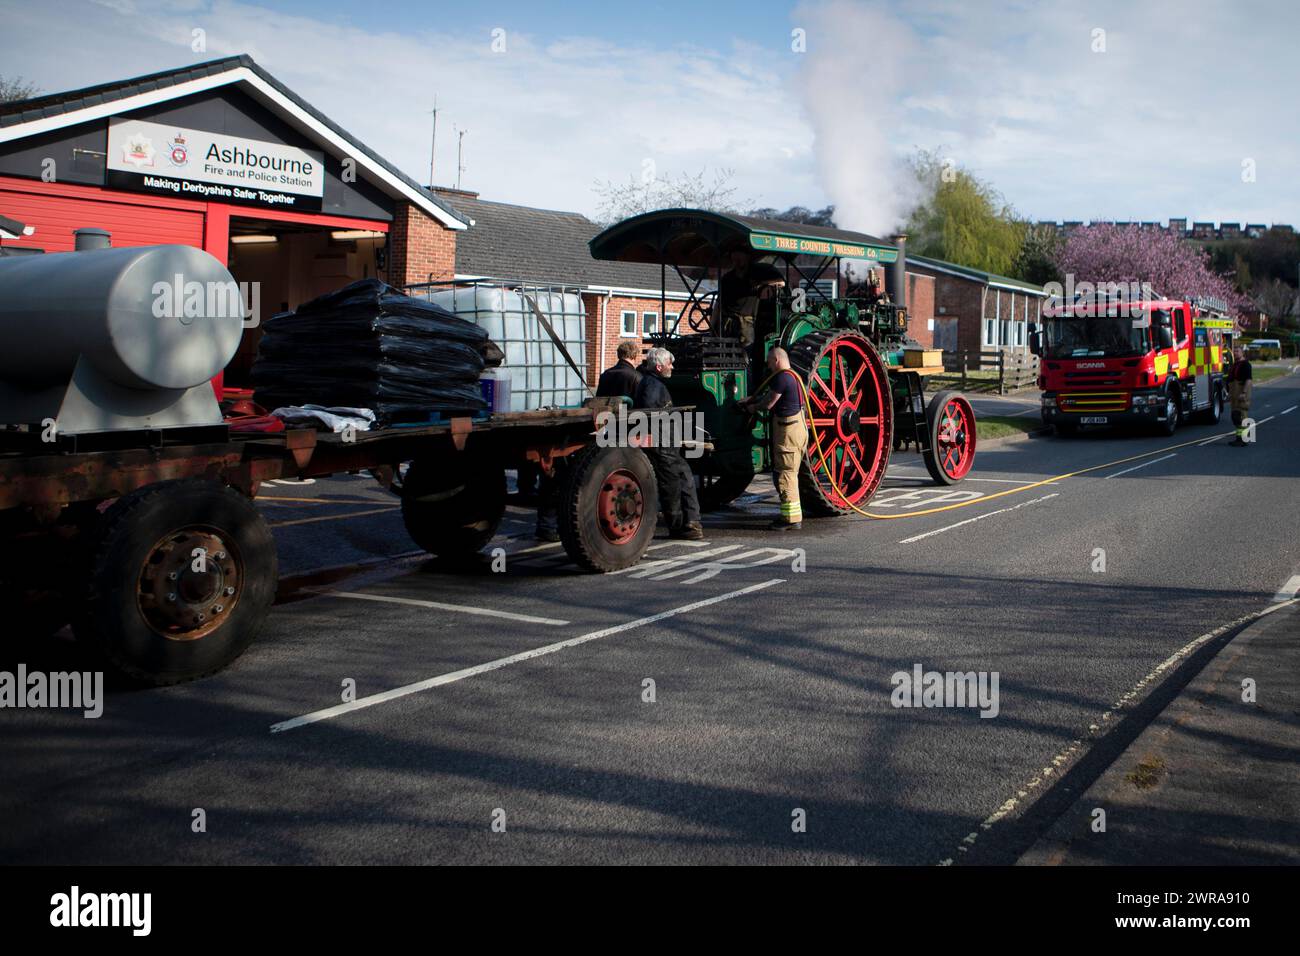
[0,180,206,253]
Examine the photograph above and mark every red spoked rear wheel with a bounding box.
[923,389,977,485]
[787,329,893,515]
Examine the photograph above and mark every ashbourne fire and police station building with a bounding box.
[0,55,468,389]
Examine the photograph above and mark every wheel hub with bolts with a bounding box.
[596,469,643,545]
[137,530,240,641]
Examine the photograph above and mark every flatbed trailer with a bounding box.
[0,407,657,685]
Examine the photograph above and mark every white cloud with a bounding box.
[3,0,1297,228]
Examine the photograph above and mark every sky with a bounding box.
[2,0,1297,234]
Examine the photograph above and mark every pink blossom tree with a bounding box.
[1053,224,1249,314]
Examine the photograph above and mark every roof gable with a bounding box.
[0,55,466,229]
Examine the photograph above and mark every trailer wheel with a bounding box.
[559,445,658,572]
[74,479,276,686]
[401,457,506,558]
[922,390,977,485]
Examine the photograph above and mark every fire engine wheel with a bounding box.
[401,457,506,559]
[789,328,893,516]
[1197,383,1224,424]
[73,479,276,686]
[559,444,658,572]
[697,468,755,511]
[923,390,977,485]
[1157,388,1181,436]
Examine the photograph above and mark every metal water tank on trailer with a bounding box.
[0,244,244,434]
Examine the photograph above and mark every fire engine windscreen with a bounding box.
[1041,314,1153,359]
[251,278,489,422]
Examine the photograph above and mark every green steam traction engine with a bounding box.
[588,209,977,514]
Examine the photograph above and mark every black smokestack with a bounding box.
[890,233,907,311]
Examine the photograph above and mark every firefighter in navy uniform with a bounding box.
[739,347,807,530]
[1227,345,1253,446]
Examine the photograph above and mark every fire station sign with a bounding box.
[106,119,325,211]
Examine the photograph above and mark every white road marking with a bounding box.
[325,591,569,626]
[271,578,785,733]
[942,595,1300,864]
[1272,575,1300,603]
[1102,453,1177,479]
[1280,405,1297,416]
[898,493,1058,544]
[872,489,984,510]
[608,544,739,575]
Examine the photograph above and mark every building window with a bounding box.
[621,310,637,336]
[983,318,997,348]
[643,311,659,335]
[665,311,679,333]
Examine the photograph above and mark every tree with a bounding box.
[593,167,747,226]
[0,75,39,103]
[748,204,836,227]
[1012,223,1063,287]
[903,151,1024,276]
[1054,223,1248,313]
[1253,277,1299,328]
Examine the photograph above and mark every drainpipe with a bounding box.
[598,290,611,378]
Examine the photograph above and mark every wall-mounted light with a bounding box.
[331,230,383,241]
[231,234,279,245]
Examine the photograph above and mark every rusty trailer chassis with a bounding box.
[0,406,657,685]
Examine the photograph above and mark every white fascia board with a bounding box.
[0,68,466,230]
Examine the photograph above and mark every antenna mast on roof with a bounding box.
[455,127,468,191]
[427,96,438,187]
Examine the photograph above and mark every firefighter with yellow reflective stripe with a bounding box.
[1227,345,1253,446]
[740,347,807,530]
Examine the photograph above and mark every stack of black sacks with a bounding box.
[252,279,490,423]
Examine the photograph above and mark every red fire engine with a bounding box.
[1032,295,1235,436]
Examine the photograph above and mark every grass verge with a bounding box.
[975,415,1041,440]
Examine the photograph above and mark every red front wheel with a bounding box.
[923,390,977,485]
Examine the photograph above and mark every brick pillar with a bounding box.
[387,202,456,289]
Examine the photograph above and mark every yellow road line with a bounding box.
[257,496,386,505]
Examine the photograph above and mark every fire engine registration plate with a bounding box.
[1081,416,1108,424]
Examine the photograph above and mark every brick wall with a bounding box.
[583,292,693,382]
[386,201,456,288]
[905,271,936,348]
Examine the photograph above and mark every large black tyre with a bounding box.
[73,479,276,686]
[401,456,506,558]
[559,445,658,572]
[922,390,977,486]
[788,328,893,516]
[697,468,755,511]
[1156,386,1181,436]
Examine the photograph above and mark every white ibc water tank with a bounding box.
[422,285,587,412]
